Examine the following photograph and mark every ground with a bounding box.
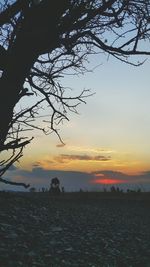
[0,192,150,267]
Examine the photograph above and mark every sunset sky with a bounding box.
[3,52,150,191]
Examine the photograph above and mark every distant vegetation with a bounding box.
[27,185,148,197]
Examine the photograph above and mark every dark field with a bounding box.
[0,192,150,267]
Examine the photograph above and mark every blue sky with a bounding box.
[2,50,150,191]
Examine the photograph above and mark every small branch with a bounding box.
[0,146,23,177]
[133,19,143,52]
[0,137,33,152]
[0,177,30,188]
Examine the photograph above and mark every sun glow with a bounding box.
[92,178,126,185]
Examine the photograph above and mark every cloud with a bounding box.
[4,167,93,191]
[33,159,54,168]
[2,167,150,192]
[65,145,115,154]
[56,143,66,148]
[32,163,41,168]
[55,154,111,163]
[141,171,150,177]
[91,170,128,184]
[93,155,111,161]
[91,170,150,185]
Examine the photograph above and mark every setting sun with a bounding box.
[92,178,126,185]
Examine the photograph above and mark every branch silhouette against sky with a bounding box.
[0,0,150,187]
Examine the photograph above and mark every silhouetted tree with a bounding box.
[0,0,150,187]
[49,177,61,194]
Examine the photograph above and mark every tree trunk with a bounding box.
[0,0,68,147]
[0,35,37,146]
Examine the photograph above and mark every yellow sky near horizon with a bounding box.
[20,132,150,176]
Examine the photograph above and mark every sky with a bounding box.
[2,52,150,192]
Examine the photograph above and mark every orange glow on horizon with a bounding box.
[92,178,126,185]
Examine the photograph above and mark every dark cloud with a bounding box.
[2,167,150,192]
[94,155,111,161]
[92,170,150,183]
[5,167,93,191]
[141,171,150,177]
[56,143,66,148]
[33,159,54,168]
[32,163,41,167]
[55,154,111,163]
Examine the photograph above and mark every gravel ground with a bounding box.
[0,192,150,267]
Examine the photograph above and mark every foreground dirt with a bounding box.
[0,192,150,267]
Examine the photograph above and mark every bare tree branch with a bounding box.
[0,0,150,187]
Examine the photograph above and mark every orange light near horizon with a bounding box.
[92,178,125,185]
